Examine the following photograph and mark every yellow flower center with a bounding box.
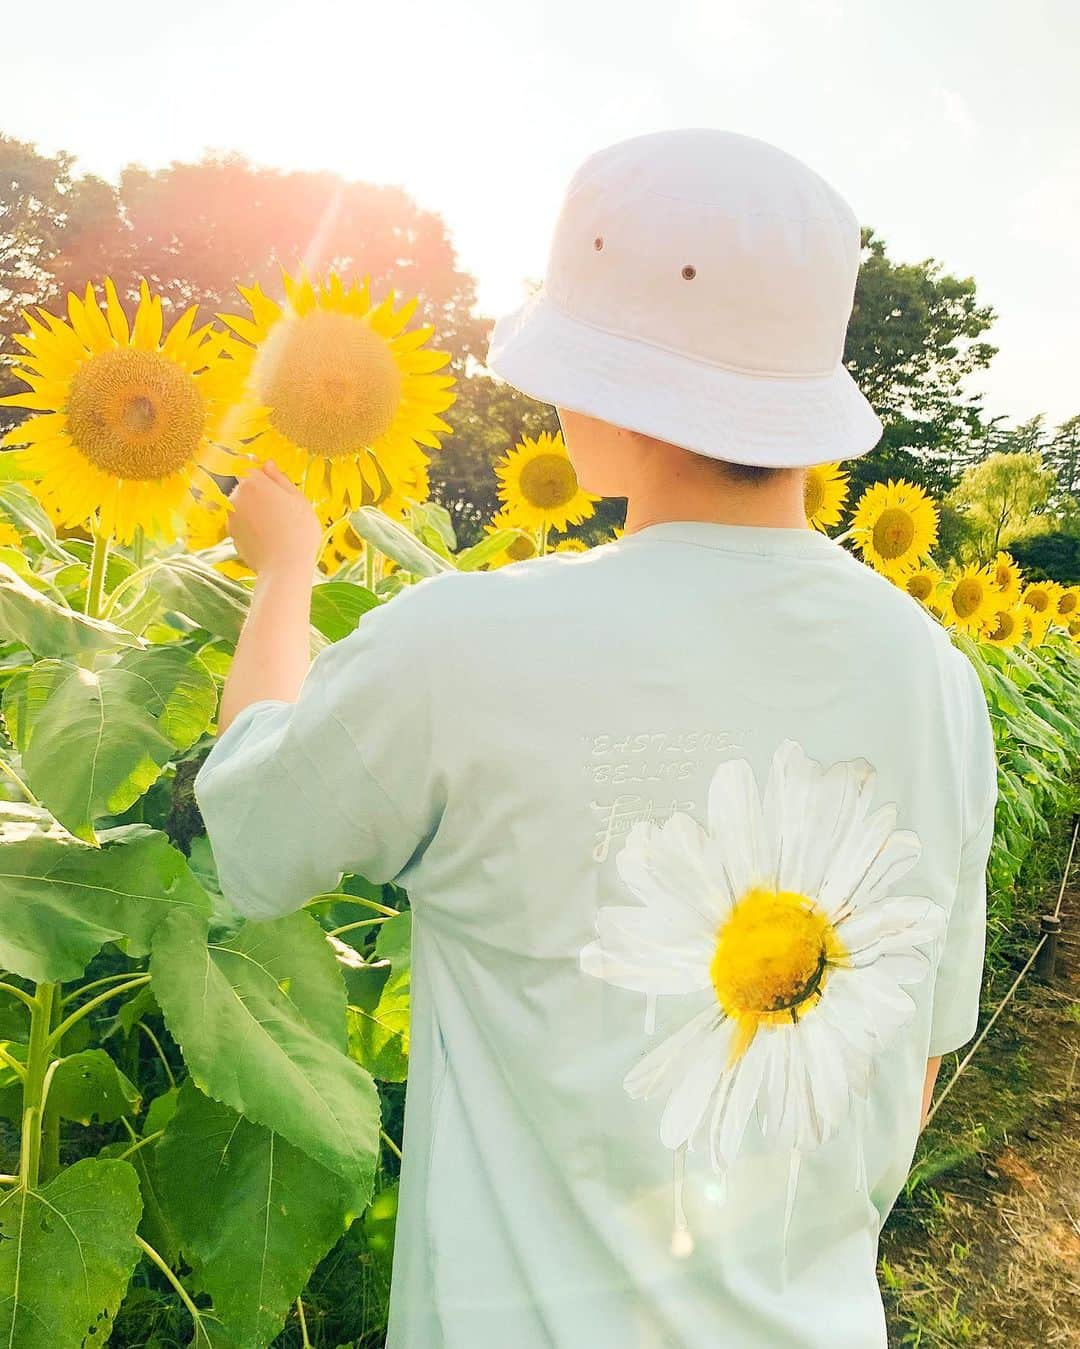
[1025,587,1050,614]
[506,533,537,561]
[710,888,846,1049]
[905,573,935,602]
[872,506,916,560]
[65,348,205,481]
[254,309,402,459]
[803,470,824,520]
[518,453,580,510]
[952,578,985,619]
[1069,616,1080,637]
[987,609,1017,641]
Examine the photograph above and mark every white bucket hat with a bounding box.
[486,129,883,468]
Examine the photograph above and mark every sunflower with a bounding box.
[803,461,849,532]
[989,551,1023,605]
[482,508,538,568]
[215,271,455,518]
[901,565,943,611]
[553,537,589,553]
[940,563,999,636]
[1021,580,1064,626]
[849,479,938,577]
[0,279,241,544]
[1068,615,1080,643]
[0,522,21,549]
[1023,607,1053,648]
[495,431,600,535]
[981,605,1026,648]
[1054,585,1080,621]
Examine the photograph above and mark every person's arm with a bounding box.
[193,465,448,921]
[216,460,324,734]
[920,1055,942,1131]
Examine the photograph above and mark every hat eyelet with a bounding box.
[593,235,604,251]
[681,264,697,280]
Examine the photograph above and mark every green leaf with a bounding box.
[4,645,216,841]
[0,483,70,559]
[409,499,457,551]
[0,1158,142,1349]
[309,581,381,641]
[151,907,380,1200]
[0,562,144,659]
[455,527,519,571]
[347,506,454,578]
[0,824,210,983]
[157,1082,356,1347]
[49,1048,140,1123]
[346,912,411,1083]
[144,554,252,644]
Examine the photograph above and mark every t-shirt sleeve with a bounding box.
[193,580,443,921]
[927,652,999,1058]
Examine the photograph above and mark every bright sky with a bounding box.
[3,0,1078,427]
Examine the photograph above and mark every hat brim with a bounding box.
[486,291,883,468]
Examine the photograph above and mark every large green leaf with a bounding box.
[4,645,216,841]
[347,506,454,578]
[346,911,411,1083]
[0,561,144,659]
[0,824,210,983]
[0,1158,142,1349]
[309,581,381,641]
[48,1049,140,1124]
[157,1082,355,1348]
[151,907,380,1199]
[144,554,252,644]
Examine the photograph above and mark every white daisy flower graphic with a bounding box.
[580,738,945,1191]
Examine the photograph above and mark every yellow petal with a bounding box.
[103,278,130,345]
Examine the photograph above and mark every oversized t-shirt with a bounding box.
[194,519,999,1349]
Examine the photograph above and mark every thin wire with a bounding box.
[926,813,1078,1126]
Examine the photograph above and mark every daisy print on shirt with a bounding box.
[579,738,947,1263]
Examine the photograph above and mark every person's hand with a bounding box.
[225,461,323,577]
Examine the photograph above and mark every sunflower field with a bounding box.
[0,276,1078,1349]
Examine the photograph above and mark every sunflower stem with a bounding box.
[133,526,145,569]
[538,521,549,557]
[85,528,112,619]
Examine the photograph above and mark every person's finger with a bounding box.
[263,461,299,492]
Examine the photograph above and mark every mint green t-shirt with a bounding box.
[195,520,998,1349]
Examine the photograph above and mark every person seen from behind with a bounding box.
[196,129,998,1348]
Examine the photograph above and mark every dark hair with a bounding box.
[710,458,786,485]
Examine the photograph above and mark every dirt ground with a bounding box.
[880,851,1080,1348]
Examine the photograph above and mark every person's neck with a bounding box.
[623,466,809,535]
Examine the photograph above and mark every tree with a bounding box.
[79,155,487,370]
[946,450,1056,559]
[843,227,998,491]
[1008,530,1080,585]
[0,136,120,425]
[1043,414,1080,501]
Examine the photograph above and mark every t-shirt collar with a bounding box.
[619,519,843,558]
